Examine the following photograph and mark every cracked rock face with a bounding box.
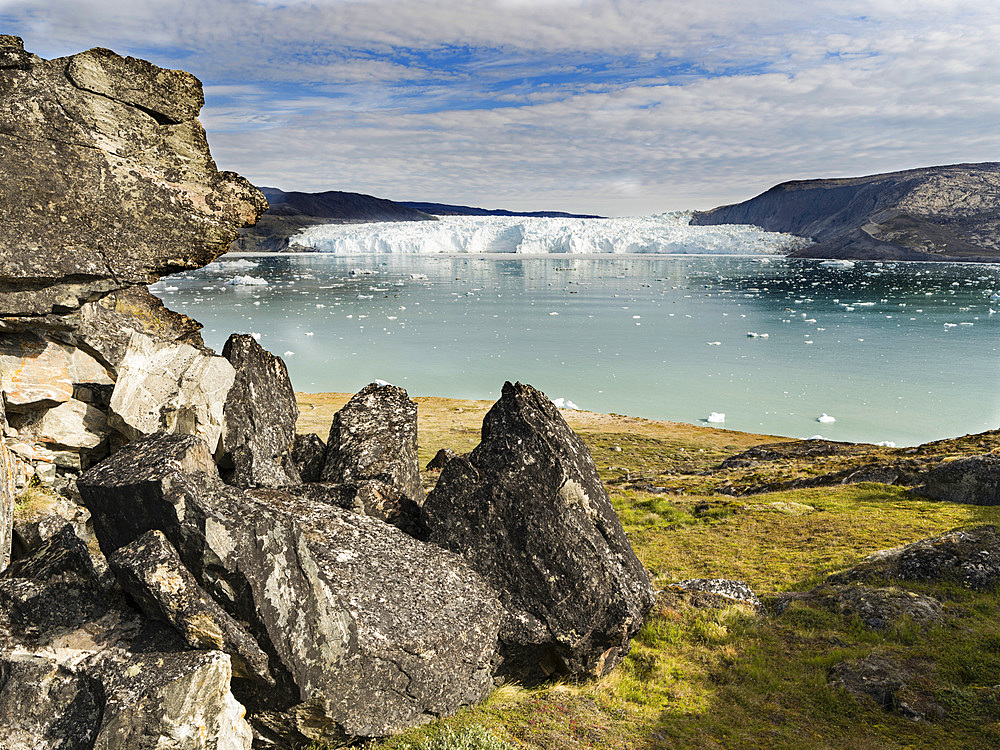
[218,334,300,488]
[0,37,267,317]
[423,381,655,682]
[321,382,424,505]
[78,432,503,743]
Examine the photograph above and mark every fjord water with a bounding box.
[153,254,1000,446]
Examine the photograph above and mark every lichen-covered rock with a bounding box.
[423,381,655,682]
[109,529,272,683]
[0,333,113,410]
[667,579,763,611]
[321,382,423,504]
[0,654,102,750]
[827,525,1000,591]
[0,38,266,317]
[285,479,425,536]
[109,333,235,453]
[829,653,945,721]
[78,432,503,742]
[218,334,299,488]
[0,522,253,749]
[0,394,13,572]
[916,455,1000,505]
[292,433,326,482]
[774,584,942,629]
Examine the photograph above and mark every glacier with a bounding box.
[289,212,812,256]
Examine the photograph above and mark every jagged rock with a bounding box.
[321,382,423,504]
[423,381,655,682]
[1,394,13,571]
[292,433,326,483]
[109,529,272,683]
[0,333,113,410]
[829,653,945,721]
[426,447,458,471]
[915,455,1000,505]
[286,480,425,536]
[667,579,763,611]
[827,526,1000,591]
[0,654,102,750]
[78,432,503,743]
[109,333,235,453]
[774,584,942,628]
[34,398,108,450]
[10,490,93,563]
[75,286,207,371]
[0,38,266,317]
[218,335,299,488]
[0,523,253,749]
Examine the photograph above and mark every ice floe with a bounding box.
[817,413,836,423]
[291,212,813,256]
[226,275,268,286]
[707,412,726,423]
[553,397,580,410]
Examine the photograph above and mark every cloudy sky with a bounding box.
[3,0,998,215]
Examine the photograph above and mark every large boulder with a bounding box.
[0,37,266,317]
[423,381,655,682]
[321,383,423,504]
[108,333,235,453]
[0,333,113,410]
[218,334,299,488]
[915,454,1000,505]
[78,432,503,743]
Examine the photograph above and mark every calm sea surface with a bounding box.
[152,254,1000,446]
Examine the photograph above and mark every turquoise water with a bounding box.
[152,254,1000,446]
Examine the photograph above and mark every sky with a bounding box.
[2,0,999,216]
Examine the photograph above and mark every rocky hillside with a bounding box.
[691,162,1000,262]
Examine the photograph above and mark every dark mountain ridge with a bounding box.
[691,162,1000,262]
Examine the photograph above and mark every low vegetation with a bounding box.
[302,394,1000,748]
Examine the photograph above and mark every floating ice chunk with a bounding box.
[943,322,957,328]
[807,435,824,440]
[874,440,896,447]
[215,258,258,270]
[549,312,559,316]
[283,351,294,357]
[819,259,855,269]
[226,275,268,286]
[706,412,725,423]
[163,285,179,292]
[817,413,836,423]
[409,273,428,280]
[552,397,580,410]
[373,379,391,386]
[350,268,376,275]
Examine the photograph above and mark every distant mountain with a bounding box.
[229,188,603,252]
[690,163,1000,262]
[398,201,603,219]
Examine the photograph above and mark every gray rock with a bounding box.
[321,382,423,505]
[691,162,1000,262]
[218,334,299,488]
[285,479,425,537]
[109,529,272,683]
[667,578,763,611]
[0,654,102,750]
[423,381,655,682]
[0,39,266,316]
[0,333,113,411]
[827,525,1000,591]
[773,584,942,629]
[292,433,326,482]
[915,454,1000,505]
[1,394,13,572]
[108,333,235,453]
[829,653,944,721]
[78,432,503,743]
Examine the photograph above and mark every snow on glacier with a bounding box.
[290,212,812,256]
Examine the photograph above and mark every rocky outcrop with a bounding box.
[291,433,326,483]
[829,653,944,721]
[0,38,266,316]
[0,395,13,572]
[321,383,423,505]
[109,530,272,683]
[667,579,763,611]
[915,455,1000,506]
[286,480,425,537]
[108,334,235,453]
[691,163,1000,262]
[774,584,942,629]
[423,381,654,682]
[827,526,1000,591]
[218,335,299,488]
[78,432,502,743]
[0,523,253,749]
[426,447,458,471]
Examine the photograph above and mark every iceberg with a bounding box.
[290,213,813,256]
[707,412,726,423]
[226,275,268,286]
